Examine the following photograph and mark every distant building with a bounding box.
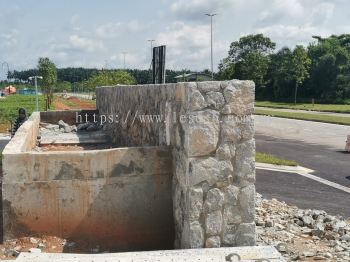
[174,72,212,83]
[4,85,16,95]
[18,88,36,95]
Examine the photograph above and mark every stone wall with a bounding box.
[96,80,256,249]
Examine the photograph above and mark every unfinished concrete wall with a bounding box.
[2,116,174,250]
[96,80,256,249]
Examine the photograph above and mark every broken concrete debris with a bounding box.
[40,120,102,134]
[256,193,350,261]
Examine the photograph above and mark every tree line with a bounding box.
[217,34,350,103]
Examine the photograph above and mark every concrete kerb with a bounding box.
[256,162,350,194]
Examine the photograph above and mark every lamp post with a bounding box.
[122,52,127,69]
[29,76,43,111]
[147,39,155,62]
[205,13,217,80]
[1,62,10,81]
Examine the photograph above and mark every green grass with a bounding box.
[256,108,350,126]
[256,152,298,166]
[256,101,350,113]
[0,95,47,129]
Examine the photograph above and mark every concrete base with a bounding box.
[0,135,10,151]
[16,246,285,262]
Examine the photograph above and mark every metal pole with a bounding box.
[210,16,214,80]
[122,52,127,69]
[205,14,216,80]
[35,76,39,111]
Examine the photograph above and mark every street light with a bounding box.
[122,52,127,69]
[147,39,155,62]
[1,62,10,81]
[205,13,217,80]
[29,76,43,111]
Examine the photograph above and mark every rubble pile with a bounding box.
[256,193,350,261]
[39,120,103,135]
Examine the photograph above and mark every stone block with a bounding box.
[205,236,221,248]
[189,222,204,248]
[222,80,255,116]
[239,185,255,223]
[189,157,233,187]
[235,223,256,246]
[206,211,223,236]
[204,188,224,212]
[186,110,220,157]
[188,187,203,221]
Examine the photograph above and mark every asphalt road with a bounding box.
[255,115,350,217]
[256,169,350,217]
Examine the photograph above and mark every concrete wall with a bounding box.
[96,80,256,249]
[40,110,98,125]
[2,115,174,250]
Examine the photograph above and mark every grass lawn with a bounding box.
[256,152,298,166]
[0,95,48,132]
[256,101,350,113]
[255,108,350,126]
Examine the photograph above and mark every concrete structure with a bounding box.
[2,111,174,251]
[16,246,285,261]
[97,80,256,248]
[2,80,256,251]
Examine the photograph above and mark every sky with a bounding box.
[0,0,350,79]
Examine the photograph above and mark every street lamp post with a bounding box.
[147,39,155,62]
[29,76,43,111]
[122,52,127,69]
[1,62,10,81]
[205,13,217,80]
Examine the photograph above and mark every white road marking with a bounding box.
[256,163,350,194]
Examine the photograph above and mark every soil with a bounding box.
[53,96,96,111]
[39,143,116,152]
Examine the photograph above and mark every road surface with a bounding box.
[255,115,350,217]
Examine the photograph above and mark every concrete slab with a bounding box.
[16,246,285,261]
[39,131,108,145]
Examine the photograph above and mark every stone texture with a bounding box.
[224,205,242,224]
[223,224,237,246]
[204,188,224,212]
[216,142,235,161]
[188,157,233,187]
[189,88,207,111]
[187,110,220,157]
[205,236,221,248]
[188,187,203,221]
[222,80,255,116]
[205,91,225,110]
[235,139,255,186]
[224,185,240,205]
[189,222,204,248]
[235,223,256,246]
[206,211,223,236]
[239,185,255,223]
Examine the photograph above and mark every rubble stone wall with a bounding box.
[96,80,256,249]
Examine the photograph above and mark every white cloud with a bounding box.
[69,35,104,52]
[156,21,225,70]
[0,29,18,47]
[171,0,234,19]
[95,20,145,39]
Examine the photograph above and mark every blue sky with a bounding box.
[1,0,350,79]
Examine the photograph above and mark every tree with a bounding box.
[290,46,311,104]
[267,47,294,99]
[218,34,276,89]
[84,70,136,90]
[38,57,57,108]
